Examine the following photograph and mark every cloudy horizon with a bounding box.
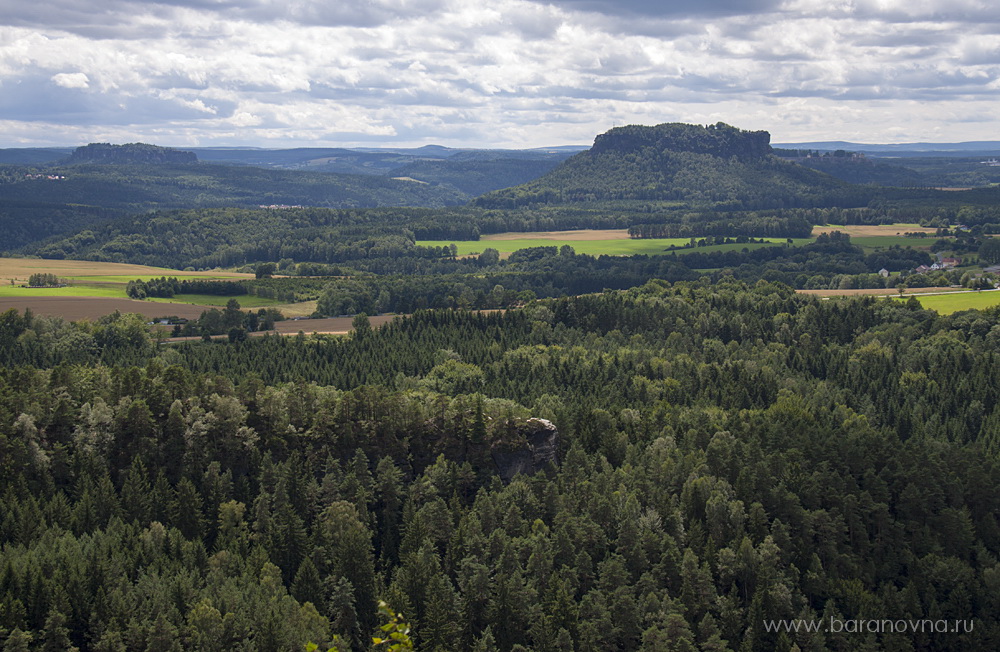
[1,0,998,148]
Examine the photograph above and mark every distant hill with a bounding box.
[387,158,562,196]
[785,155,927,187]
[0,148,74,165]
[474,122,856,209]
[191,144,577,176]
[0,162,466,251]
[66,142,198,165]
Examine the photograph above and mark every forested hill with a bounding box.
[474,122,864,209]
[65,142,198,165]
[0,163,467,250]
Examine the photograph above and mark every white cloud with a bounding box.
[51,72,90,88]
[0,0,999,146]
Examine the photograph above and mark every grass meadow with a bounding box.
[893,290,1000,314]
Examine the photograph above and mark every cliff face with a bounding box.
[491,417,559,483]
[590,122,772,161]
[66,143,198,165]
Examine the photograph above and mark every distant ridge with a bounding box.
[0,147,74,164]
[774,140,1000,157]
[66,142,198,165]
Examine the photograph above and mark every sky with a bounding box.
[0,0,999,148]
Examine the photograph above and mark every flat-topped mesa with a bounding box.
[591,122,772,160]
[66,142,198,165]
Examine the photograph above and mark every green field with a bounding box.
[420,224,947,259]
[146,294,281,308]
[0,280,279,309]
[893,290,1000,314]
[417,237,812,257]
[851,236,936,250]
[0,284,126,298]
[61,274,245,283]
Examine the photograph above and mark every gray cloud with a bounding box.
[539,0,781,18]
[1,0,999,146]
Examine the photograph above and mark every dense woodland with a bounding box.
[1,281,999,651]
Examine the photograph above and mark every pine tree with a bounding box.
[2,629,32,652]
[317,501,376,632]
[185,600,226,652]
[40,609,78,652]
[171,478,205,540]
[325,576,363,651]
[291,557,324,608]
[120,458,151,525]
[421,573,461,652]
[267,476,308,582]
[472,626,499,652]
[145,613,181,652]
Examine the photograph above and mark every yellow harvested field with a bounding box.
[0,257,254,284]
[810,224,937,237]
[271,300,318,318]
[482,229,632,241]
[271,314,399,334]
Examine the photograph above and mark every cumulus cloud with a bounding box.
[51,72,90,88]
[0,0,998,146]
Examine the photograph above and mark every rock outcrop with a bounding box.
[66,143,197,165]
[491,417,559,483]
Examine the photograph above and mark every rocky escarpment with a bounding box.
[66,142,198,165]
[491,417,559,483]
[590,122,772,161]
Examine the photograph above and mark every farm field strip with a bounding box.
[418,235,812,257]
[164,314,401,341]
[61,274,249,283]
[850,235,935,250]
[0,284,127,298]
[146,294,282,308]
[810,223,937,237]
[890,289,1000,314]
[0,297,216,321]
[481,229,632,241]
[0,257,254,284]
[799,287,969,297]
